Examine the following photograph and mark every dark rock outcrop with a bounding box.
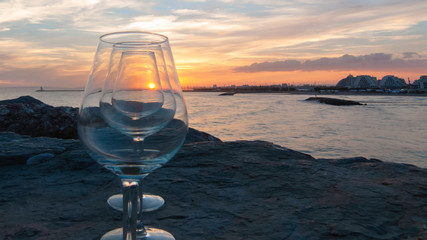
[0,132,426,240]
[306,97,365,106]
[186,127,221,143]
[0,96,219,143]
[0,96,78,139]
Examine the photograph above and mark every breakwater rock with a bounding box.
[306,97,365,106]
[0,132,426,240]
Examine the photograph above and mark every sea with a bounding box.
[1,87,426,168]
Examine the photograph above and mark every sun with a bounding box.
[148,83,156,89]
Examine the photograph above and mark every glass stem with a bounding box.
[122,180,140,240]
[137,179,147,237]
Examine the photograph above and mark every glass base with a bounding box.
[107,193,165,212]
[101,227,175,240]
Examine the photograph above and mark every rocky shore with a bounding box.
[0,96,426,240]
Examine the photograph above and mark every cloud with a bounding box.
[157,0,427,67]
[0,39,92,87]
[402,52,421,59]
[0,80,12,85]
[1,0,427,87]
[182,0,207,2]
[234,53,427,72]
[0,0,145,23]
[172,9,206,15]
[0,64,88,87]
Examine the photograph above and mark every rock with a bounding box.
[218,92,235,96]
[0,96,219,143]
[0,96,78,139]
[185,127,222,143]
[0,95,45,105]
[0,134,426,240]
[306,97,365,106]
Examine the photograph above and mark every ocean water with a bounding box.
[1,87,426,168]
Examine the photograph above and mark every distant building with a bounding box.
[354,75,378,88]
[336,74,378,89]
[296,84,314,92]
[379,75,407,89]
[336,74,355,88]
[413,75,427,90]
[237,84,250,89]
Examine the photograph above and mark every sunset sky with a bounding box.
[0,0,426,88]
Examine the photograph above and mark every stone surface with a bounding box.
[0,132,75,166]
[306,97,365,106]
[0,132,426,240]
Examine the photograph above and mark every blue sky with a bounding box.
[0,0,426,87]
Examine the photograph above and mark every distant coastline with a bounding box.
[35,89,84,92]
[185,89,427,97]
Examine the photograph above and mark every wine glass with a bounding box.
[85,32,178,213]
[101,36,187,214]
[78,32,188,240]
